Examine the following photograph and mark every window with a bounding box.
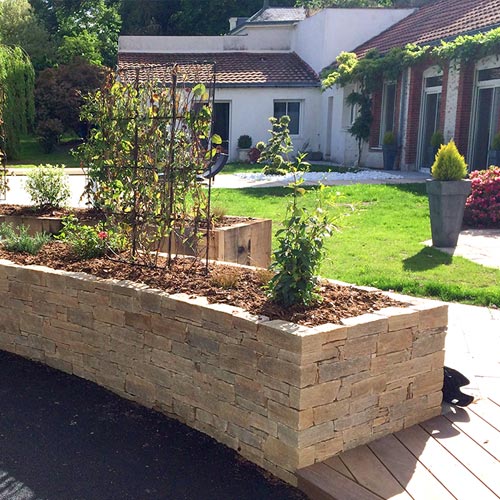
[379,81,397,145]
[274,100,301,135]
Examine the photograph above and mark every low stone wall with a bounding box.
[0,260,447,485]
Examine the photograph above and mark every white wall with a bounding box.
[119,28,292,53]
[215,87,322,161]
[292,8,415,74]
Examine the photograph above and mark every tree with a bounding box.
[56,0,121,66]
[0,0,56,70]
[35,58,106,151]
[177,0,297,36]
[0,45,35,159]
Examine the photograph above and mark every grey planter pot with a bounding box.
[382,144,398,170]
[426,179,472,247]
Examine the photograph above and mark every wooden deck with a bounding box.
[297,397,500,500]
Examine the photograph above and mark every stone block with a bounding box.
[344,335,377,359]
[268,401,314,431]
[290,380,341,410]
[263,436,299,471]
[313,400,350,425]
[125,311,152,331]
[341,314,388,338]
[298,421,334,449]
[377,328,413,355]
[375,307,419,331]
[319,357,371,383]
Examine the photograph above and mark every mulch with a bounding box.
[0,241,406,326]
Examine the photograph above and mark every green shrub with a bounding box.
[57,215,126,259]
[431,140,468,181]
[492,132,500,151]
[24,164,71,209]
[430,130,444,149]
[382,131,396,145]
[237,134,252,149]
[267,155,332,307]
[258,116,305,175]
[0,223,50,255]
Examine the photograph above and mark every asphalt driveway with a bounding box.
[0,350,305,500]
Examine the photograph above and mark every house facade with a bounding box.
[118,0,500,171]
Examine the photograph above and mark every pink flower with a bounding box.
[98,231,108,240]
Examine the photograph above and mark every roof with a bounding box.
[354,0,500,58]
[118,52,320,88]
[249,7,306,23]
[229,7,306,33]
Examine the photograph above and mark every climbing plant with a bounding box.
[77,64,219,269]
[0,45,35,160]
[322,27,500,157]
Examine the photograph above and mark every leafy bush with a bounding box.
[267,155,332,307]
[464,166,500,228]
[257,116,296,175]
[382,131,396,145]
[57,215,127,259]
[0,223,50,254]
[431,140,467,181]
[24,164,71,209]
[430,130,444,149]
[237,134,252,149]
[35,119,64,153]
[35,59,107,140]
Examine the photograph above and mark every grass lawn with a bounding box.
[212,183,500,307]
[7,135,79,168]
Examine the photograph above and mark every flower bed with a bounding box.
[0,259,446,485]
[464,166,500,228]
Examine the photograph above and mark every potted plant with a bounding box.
[382,131,397,170]
[487,131,500,167]
[428,130,444,167]
[426,140,471,247]
[237,134,252,162]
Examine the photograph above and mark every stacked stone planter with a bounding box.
[0,260,447,485]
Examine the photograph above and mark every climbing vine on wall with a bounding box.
[0,45,35,160]
[322,27,500,158]
[323,27,500,90]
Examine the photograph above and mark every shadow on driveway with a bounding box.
[0,351,305,500]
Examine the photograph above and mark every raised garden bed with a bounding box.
[0,253,447,485]
[0,206,272,268]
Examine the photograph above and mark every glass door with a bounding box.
[213,102,230,153]
[418,75,442,169]
[471,86,500,170]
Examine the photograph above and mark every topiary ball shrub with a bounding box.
[464,166,500,228]
[431,140,468,181]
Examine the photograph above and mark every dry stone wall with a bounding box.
[0,260,447,485]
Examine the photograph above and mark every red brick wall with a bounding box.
[405,65,425,165]
[454,61,475,156]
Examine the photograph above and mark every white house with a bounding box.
[118,4,413,162]
[118,0,500,170]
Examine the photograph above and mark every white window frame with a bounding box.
[273,100,302,136]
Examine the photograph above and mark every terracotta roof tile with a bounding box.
[118,52,320,87]
[355,0,500,58]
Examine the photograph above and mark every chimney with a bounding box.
[229,17,238,31]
